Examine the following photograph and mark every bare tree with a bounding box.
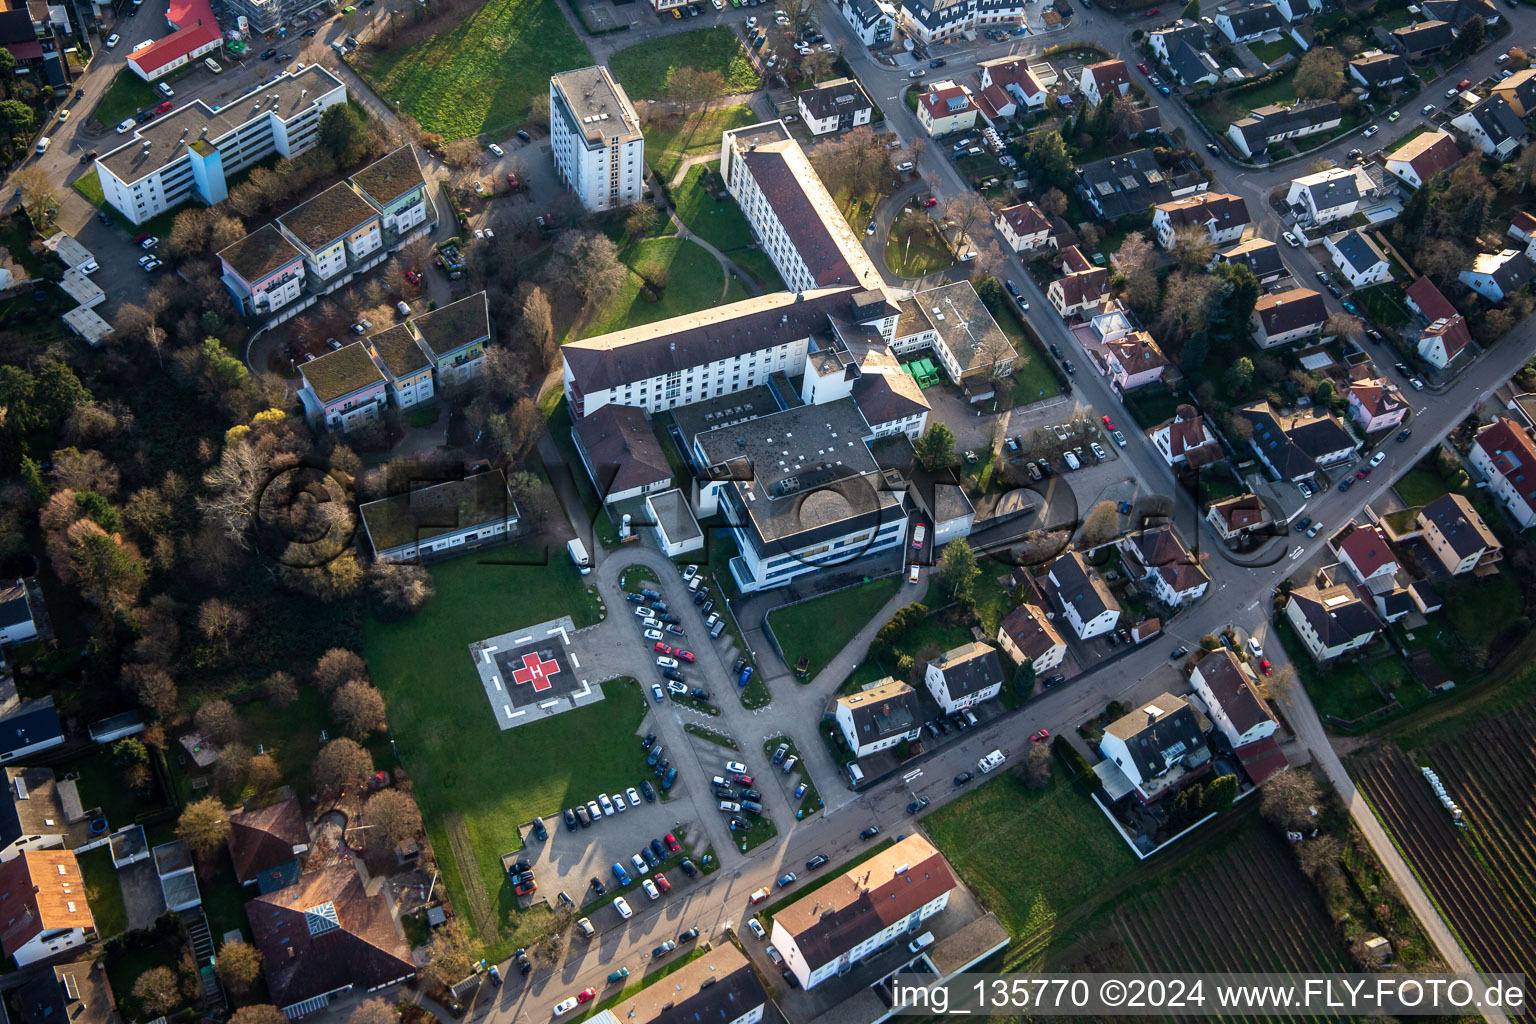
[1171,225,1215,271]
[365,788,423,847]
[1259,767,1325,832]
[197,597,250,657]
[314,648,368,693]
[193,698,242,743]
[1324,311,1364,340]
[263,671,298,708]
[132,967,181,1017]
[942,191,992,252]
[1078,501,1121,548]
[176,797,231,858]
[423,922,479,986]
[331,680,387,739]
[369,560,435,613]
[349,1000,399,1024]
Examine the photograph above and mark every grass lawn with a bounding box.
[1249,36,1297,63]
[1352,282,1411,329]
[90,67,158,128]
[726,245,786,293]
[923,765,1136,951]
[884,208,955,277]
[609,27,759,100]
[365,551,629,959]
[1393,468,1448,507]
[355,0,590,140]
[646,105,758,184]
[1192,71,1296,137]
[1376,6,1414,29]
[672,163,755,251]
[71,746,173,826]
[78,848,128,938]
[766,577,902,680]
[1444,572,1524,649]
[234,687,342,797]
[72,169,105,207]
[578,237,724,339]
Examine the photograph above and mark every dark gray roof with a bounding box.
[929,642,1004,699]
[1254,287,1327,337]
[1331,229,1388,275]
[1077,149,1174,219]
[1222,0,1286,34]
[1421,0,1497,30]
[1349,51,1409,84]
[799,77,873,121]
[573,403,673,497]
[1170,41,1219,84]
[1488,249,1536,292]
[1289,584,1382,646]
[17,961,116,1024]
[1103,694,1209,782]
[1287,415,1358,459]
[1219,238,1286,279]
[1299,170,1360,210]
[563,288,864,395]
[845,0,892,26]
[1392,19,1455,52]
[1461,95,1529,148]
[839,680,922,744]
[1049,551,1118,621]
[0,701,62,759]
[1420,493,1499,557]
[1233,100,1341,150]
[1242,405,1318,479]
[1153,23,1205,53]
[0,579,34,632]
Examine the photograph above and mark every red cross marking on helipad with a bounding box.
[511,652,560,692]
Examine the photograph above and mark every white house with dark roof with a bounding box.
[1230,103,1340,158]
[646,489,704,557]
[1188,649,1278,749]
[1391,19,1455,58]
[1470,417,1536,528]
[841,0,896,44]
[1384,130,1462,189]
[996,603,1066,675]
[1451,94,1528,159]
[1241,402,1360,481]
[358,472,519,563]
[797,77,874,135]
[1046,551,1120,638]
[995,201,1052,252]
[1325,229,1392,288]
[0,580,40,648]
[1284,165,1367,227]
[1349,50,1409,89]
[924,641,1004,713]
[1098,693,1212,802]
[1153,192,1250,249]
[898,0,1025,45]
[1252,288,1327,348]
[1418,493,1502,575]
[1214,0,1286,41]
[1218,237,1286,282]
[834,678,923,757]
[1460,249,1536,303]
[1284,580,1380,661]
[571,403,673,505]
[1116,526,1210,607]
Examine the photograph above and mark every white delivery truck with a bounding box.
[978,749,1006,773]
[567,538,591,574]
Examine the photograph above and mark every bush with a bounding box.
[1051,735,1103,796]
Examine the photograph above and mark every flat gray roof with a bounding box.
[551,66,642,147]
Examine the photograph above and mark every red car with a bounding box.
[404,269,420,284]
[1144,6,1159,14]
[1102,415,1115,429]
[1357,467,1372,479]
[921,195,937,207]
[734,773,753,785]
[1259,658,1273,675]
[514,879,536,896]
[1031,729,1050,742]
[576,989,597,1004]
[676,650,696,663]
[654,872,671,893]
[653,642,673,655]
[506,172,520,189]
[664,832,681,853]
[132,233,150,243]
[1136,62,1150,75]
[154,100,173,114]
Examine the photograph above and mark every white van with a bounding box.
[895,160,914,172]
[978,749,1005,773]
[908,931,935,954]
[1063,450,1081,471]
[576,917,595,938]
[846,762,865,787]
[34,136,49,154]
[204,57,222,72]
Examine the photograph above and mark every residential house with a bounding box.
[297,342,387,433]
[1451,95,1528,159]
[996,603,1067,675]
[1252,288,1328,348]
[1459,248,1536,302]
[227,791,310,891]
[1047,246,1110,318]
[1335,523,1399,589]
[1417,313,1474,369]
[1080,59,1131,106]
[0,700,65,764]
[1347,379,1408,433]
[841,0,896,45]
[16,959,117,1024]
[1206,493,1273,540]
[0,851,93,967]
[409,293,489,388]
[1470,417,1536,528]
[1045,550,1121,638]
[1098,692,1212,802]
[771,834,955,989]
[571,403,672,505]
[357,471,520,563]
[1214,0,1286,41]
[365,326,433,410]
[1189,649,1278,749]
[1241,401,1361,480]
[1325,229,1392,287]
[924,641,1005,713]
[247,861,414,1018]
[1168,40,1222,85]
[797,78,875,135]
[1153,192,1250,249]
[1151,404,1223,467]
[1509,209,1536,244]
[1117,526,1210,607]
[602,945,767,1024]
[1391,20,1455,58]
[1103,331,1168,391]
[1383,130,1461,189]
[996,202,1052,253]
[217,225,306,318]
[1348,50,1410,89]
[1406,274,1458,321]
[1421,0,1499,31]
[834,678,923,757]
[277,181,386,289]
[1284,165,1366,227]
[548,67,645,212]
[1217,237,1286,282]
[1491,67,1536,116]
[1076,149,1182,220]
[1418,492,1502,574]
[977,55,1049,109]
[1284,580,1381,661]
[1148,22,1204,64]
[0,769,91,863]
[898,0,1026,46]
[1228,100,1342,158]
[1272,0,1321,20]
[0,579,40,647]
[917,81,979,137]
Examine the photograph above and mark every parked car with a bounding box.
[860,826,880,840]
[954,771,974,785]
[806,853,829,870]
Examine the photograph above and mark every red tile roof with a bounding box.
[920,84,976,122]
[1338,524,1396,578]
[1405,275,1457,321]
[1475,416,1536,507]
[1421,314,1472,359]
[1210,493,1268,531]
[1391,131,1461,183]
[127,19,219,75]
[1348,381,1405,419]
[1087,59,1130,95]
[1060,245,1094,274]
[998,202,1049,238]
[1233,735,1288,784]
[0,852,93,957]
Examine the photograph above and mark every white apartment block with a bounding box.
[549,67,645,212]
[899,0,1024,45]
[95,65,346,225]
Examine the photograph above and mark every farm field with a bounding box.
[355,0,589,140]
[1353,724,1536,979]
